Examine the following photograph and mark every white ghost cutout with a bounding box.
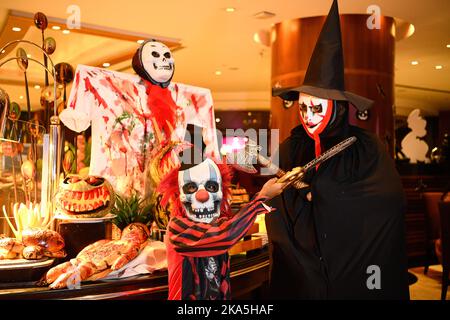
[401,108,430,163]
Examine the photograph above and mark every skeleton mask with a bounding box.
[132,40,175,88]
[178,158,222,224]
[298,93,333,136]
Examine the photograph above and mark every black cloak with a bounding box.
[266,120,410,300]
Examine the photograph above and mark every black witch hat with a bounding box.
[273,0,374,111]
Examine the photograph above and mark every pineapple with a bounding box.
[111,193,155,231]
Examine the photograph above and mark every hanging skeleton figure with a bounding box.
[157,144,285,300]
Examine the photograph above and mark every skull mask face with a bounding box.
[140,41,174,87]
[178,159,222,224]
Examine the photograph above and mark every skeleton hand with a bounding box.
[259,178,288,200]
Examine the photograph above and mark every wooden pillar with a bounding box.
[271,14,396,155]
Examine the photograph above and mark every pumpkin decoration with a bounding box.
[55,175,115,218]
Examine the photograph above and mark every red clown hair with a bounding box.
[157,160,234,219]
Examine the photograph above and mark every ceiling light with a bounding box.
[447,44,450,48]
[12,27,21,32]
[405,24,415,38]
[225,7,235,12]
[102,62,111,67]
[253,11,276,19]
[62,29,70,34]
[19,96,23,100]
[411,61,418,65]
[52,25,61,30]
[34,85,41,90]
[137,39,145,44]
[215,118,221,123]
[1,50,5,54]
[435,65,443,70]
[215,71,222,76]
[27,54,32,58]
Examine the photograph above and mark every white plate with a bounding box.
[54,213,117,223]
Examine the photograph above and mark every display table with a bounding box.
[0,249,269,300]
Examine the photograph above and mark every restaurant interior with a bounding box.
[0,0,448,301]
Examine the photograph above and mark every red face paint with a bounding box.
[298,95,334,168]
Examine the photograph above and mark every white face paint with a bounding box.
[178,159,222,224]
[299,93,331,135]
[141,41,174,85]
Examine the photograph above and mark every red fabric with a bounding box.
[144,80,177,138]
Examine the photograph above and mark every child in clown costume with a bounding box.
[158,149,285,300]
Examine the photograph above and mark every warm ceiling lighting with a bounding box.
[1,50,5,54]
[62,29,70,34]
[225,7,235,12]
[12,27,21,32]
[52,25,61,30]
[253,11,276,19]
[137,39,145,44]
[34,85,41,90]
[102,62,111,67]
[435,65,443,70]
[215,118,221,123]
[405,24,415,38]
[19,96,23,100]
[27,54,32,58]
[215,71,222,76]
[447,44,450,48]
[411,61,419,65]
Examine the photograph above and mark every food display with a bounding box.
[231,185,250,205]
[0,228,66,260]
[21,228,66,259]
[0,201,66,260]
[0,237,23,259]
[44,223,150,289]
[55,175,115,219]
[2,202,53,239]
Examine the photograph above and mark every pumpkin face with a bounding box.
[56,175,115,218]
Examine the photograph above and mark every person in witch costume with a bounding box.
[268,0,409,299]
[157,136,286,300]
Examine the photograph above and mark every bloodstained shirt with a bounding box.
[61,65,219,197]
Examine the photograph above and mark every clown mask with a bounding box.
[140,41,175,86]
[178,159,222,224]
[298,93,333,136]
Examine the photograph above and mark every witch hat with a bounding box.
[273,0,374,111]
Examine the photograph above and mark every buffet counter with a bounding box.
[0,249,270,300]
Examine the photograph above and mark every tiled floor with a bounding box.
[409,265,449,300]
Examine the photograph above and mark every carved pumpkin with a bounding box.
[55,175,115,218]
